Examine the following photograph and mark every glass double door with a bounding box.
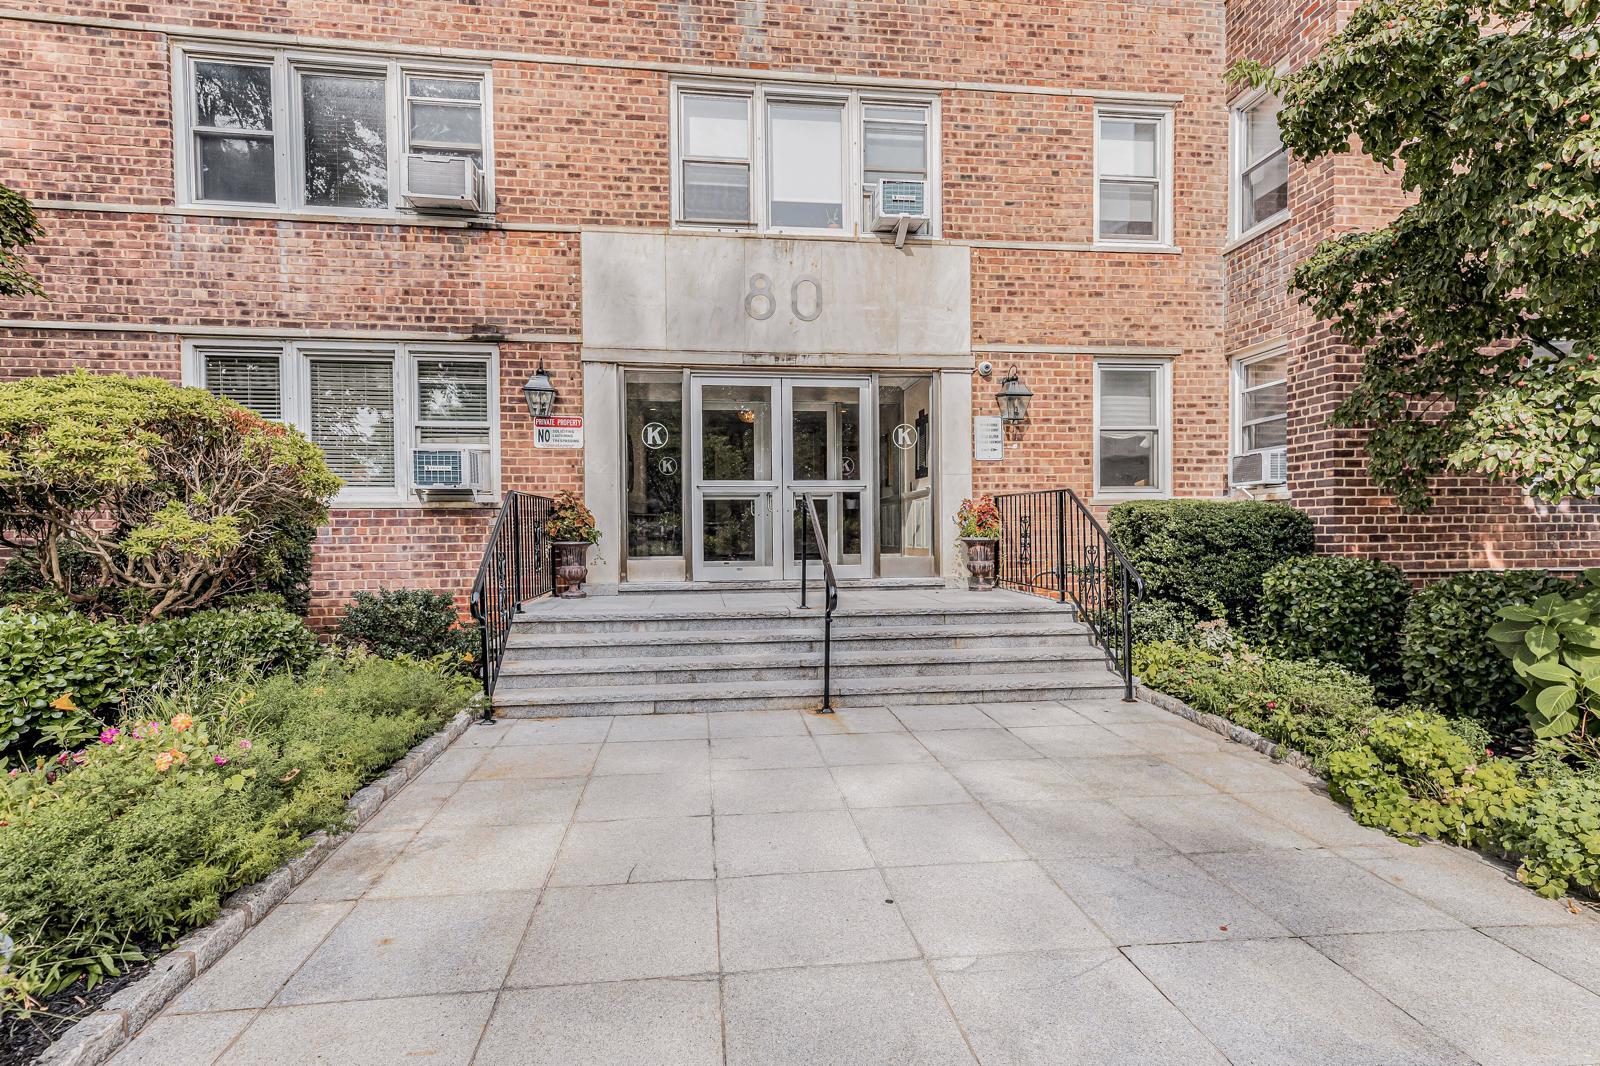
[690,375,873,581]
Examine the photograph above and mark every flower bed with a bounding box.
[0,655,476,1054]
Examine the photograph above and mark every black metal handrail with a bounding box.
[468,491,555,706]
[797,493,838,713]
[993,488,1145,701]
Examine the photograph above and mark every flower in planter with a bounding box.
[954,496,1002,539]
[545,490,601,544]
[98,727,120,745]
[154,751,174,773]
[171,714,194,732]
[213,755,230,766]
[237,739,253,751]
[49,693,77,712]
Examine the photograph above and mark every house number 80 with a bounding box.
[745,273,823,323]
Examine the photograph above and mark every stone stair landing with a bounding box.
[493,587,1123,717]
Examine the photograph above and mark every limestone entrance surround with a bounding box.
[580,230,975,591]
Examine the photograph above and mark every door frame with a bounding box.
[686,372,874,582]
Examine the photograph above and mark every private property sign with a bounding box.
[534,416,584,449]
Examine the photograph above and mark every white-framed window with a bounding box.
[185,339,499,505]
[670,80,940,236]
[1094,107,1174,248]
[1231,88,1289,238]
[1093,360,1171,497]
[1231,347,1288,484]
[174,44,492,216]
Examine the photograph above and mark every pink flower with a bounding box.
[145,720,162,737]
[56,751,71,766]
[213,755,230,766]
[98,727,120,745]
[237,739,252,751]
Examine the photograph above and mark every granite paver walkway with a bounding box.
[110,700,1600,1065]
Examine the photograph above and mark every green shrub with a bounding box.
[1401,569,1574,737]
[1496,775,1600,898]
[338,588,477,668]
[0,657,474,1008]
[1259,555,1411,695]
[143,606,321,686]
[0,610,152,752]
[0,372,339,621]
[1134,640,1379,769]
[1128,599,1203,645]
[1486,571,1600,740]
[0,606,319,756]
[1327,711,1529,849]
[1108,500,1314,624]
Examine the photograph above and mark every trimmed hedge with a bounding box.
[1259,555,1411,696]
[337,588,478,669]
[1108,500,1314,624]
[1400,569,1573,737]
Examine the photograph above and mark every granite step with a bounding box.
[502,621,1092,659]
[509,603,1073,635]
[490,668,1126,717]
[494,644,1107,688]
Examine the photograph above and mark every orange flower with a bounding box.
[169,748,189,766]
[170,713,194,732]
[49,693,78,712]
[154,752,174,773]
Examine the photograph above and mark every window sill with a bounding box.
[1090,241,1182,255]
[1223,212,1291,254]
[173,202,498,228]
[330,496,500,512]
[667,224,945,244]
[1087,492,1171,506]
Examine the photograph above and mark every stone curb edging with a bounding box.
[35,708,479,1066]
[1134,681,1320,776]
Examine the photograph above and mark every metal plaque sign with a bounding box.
[973,416,1003,461]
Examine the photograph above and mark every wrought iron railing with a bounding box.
[797,492,838,713]
[993,488,1145,700]
[468,491,555,704]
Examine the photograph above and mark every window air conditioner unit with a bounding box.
[871,179,930,235]
[403,154,484,211]
[413,447,493,501]
[1231,447,1288,487]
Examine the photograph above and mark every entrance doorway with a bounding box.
[689,375,872,581]
[621,370,938,583]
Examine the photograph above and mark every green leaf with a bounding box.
[1537,683,1579,717]
[1526,625,1562,657]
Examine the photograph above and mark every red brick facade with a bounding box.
[1224,0,1600,577]
[0,0,1590,623]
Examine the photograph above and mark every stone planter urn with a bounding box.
[553,541,592,598]
[960,536,998,591]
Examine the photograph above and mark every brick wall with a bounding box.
[1223,0,1600,577]
[4,0,1581,615]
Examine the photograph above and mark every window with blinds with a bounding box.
[415,359,491,444]
[1096,362,1168,495]
[309,358,396,488]
[188,341,495,501]
[201,351,284,420]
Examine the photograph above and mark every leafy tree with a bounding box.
[0,183,43,299]
[1236,0,1600,509]
[0,372,340,620]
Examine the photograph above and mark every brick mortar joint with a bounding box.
[34,706,478,1066]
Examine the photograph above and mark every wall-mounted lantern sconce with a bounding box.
[996,365,1033,424]
[522,364,558,419]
